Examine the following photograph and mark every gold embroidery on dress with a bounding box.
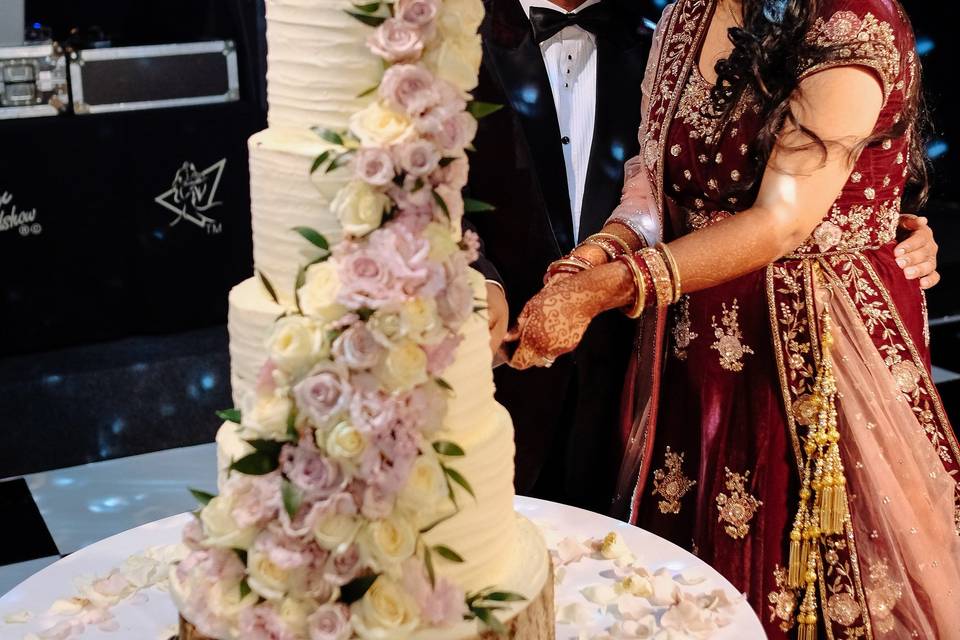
[673,70,750,145]
[672,295,699,361]
[866,559,903,634]
[652,447,697,515]
[804,11,900,98]
[768,565,798,632]
[710,299,755,372]
[715,468,761,539]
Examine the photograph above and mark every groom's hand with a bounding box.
[895,214,940,290]
[486,281,510,362]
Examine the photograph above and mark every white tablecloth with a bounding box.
[0,496,766,639]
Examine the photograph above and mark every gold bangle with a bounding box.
[618,254,647,319]
[639,248,673,308]
[589,232,632,255]
[583,236,623,260]
[608,220,648,249]
[655,243,682,304]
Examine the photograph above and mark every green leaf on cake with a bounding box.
[464,198,496,213]
[239,579,251,599]
[286,410,299,441]
[432,190,450,219]
[432,441,465,457]
[258,270,280,305]
[340,574,379,604]
[345,10,388,27]
[424,545,436,586]
[294,265,307,315]
[438,156,457,167]
[216,408,242,424]
[189,488,216,506]
[352,1,381,12]
[432,545,465,563]
[442,465,476,500]
[356,84,379,98]
[233,549,248,565]
[310,150,331,174]
[467,101,505,119]
[230,440,283,476]
[291,226,330,251]
[435,377,454,393]
[419,509,458,534]
[281,479,303,518]
[480,591,527,603]
[472,607,507,634]
[315,128,345,146]
[326,153,350,174]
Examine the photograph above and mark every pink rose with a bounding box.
[294,366,352,428]
[367,18,425,63]
[239,603,298,640]
[396,0,440,28]
[224,472,282,529]
[308,603,352,640]
[437,256,474,327]
[254,526,327,571]
[379,64,440,116]
[360,482,397,519]
[461,229,481,262]
[430,155,469,191]
[434,112,478,153]
[416,81,467,135]
[177,548,245,585]
[350,385,401,434]
[396,139,441,177]
[433,184,465,229]
[333,323,384,370]
[336,246,401,309]
[424,333,463,375]
[182,518,205,550]
[371,223,445,297]
[177,549,248,639]
[324,544,363,586]
[401,384,448,436]
[354,147,396,186]
[401,558,468,625]
[255,359,279,397]
[281,444,347,499]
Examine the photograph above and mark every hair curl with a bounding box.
[709,0,929,208]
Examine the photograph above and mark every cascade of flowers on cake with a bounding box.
[172,1,520,638]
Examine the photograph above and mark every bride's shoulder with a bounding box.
[811,0,908,30]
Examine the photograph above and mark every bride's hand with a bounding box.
[543,243,609,286]
[505,274,603,369]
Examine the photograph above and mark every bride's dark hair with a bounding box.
[710,0,930,207]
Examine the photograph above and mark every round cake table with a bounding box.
[1,496,766,639]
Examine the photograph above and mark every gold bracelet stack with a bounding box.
[655,243,683,304]
[583,232,631,260]
[638,248,674,308]
[617,254,649,319]
[545,255,594,283]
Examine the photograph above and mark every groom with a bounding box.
[466,0,941,515]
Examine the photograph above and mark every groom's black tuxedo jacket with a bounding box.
[466,0,651,513]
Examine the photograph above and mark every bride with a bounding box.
[506,0,960,636]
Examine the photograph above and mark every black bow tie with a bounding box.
[529,3,616,43]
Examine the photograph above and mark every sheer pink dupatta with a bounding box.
[816,280,960,638]
[608,5,672,522]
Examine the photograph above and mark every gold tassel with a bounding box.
[796,548,820,640]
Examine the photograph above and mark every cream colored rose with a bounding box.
[367,307,404,346]
[196,579,258,628]
[299,261,348,324]
[241,393,292,440]
[350,102,414,147]
[247,546,292,600]
[423,221,459,262]
[396,453,451,526]
[332,181,391,238]
[325,421,367,461]
[374,340,429,391]
[279,597,312,635]
[399,298,442,344]
[424,34,482,92]
[267,316,328,377]
[436,0,484,36]
[359,516,417,575]
[314,512,363,552]
[350,576,420,639]
[201,496,258,550]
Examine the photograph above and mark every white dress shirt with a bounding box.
[519,0,601,240]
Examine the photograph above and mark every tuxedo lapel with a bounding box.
[577,27,648,242]
[483,0,573,254]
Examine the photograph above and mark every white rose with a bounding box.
[399,298,443,344]
[367,307,404,346]
[358,516,417,575]
[241,393,292,440]
[314,512,363,552]
[299,261,348,323]
[374,340,429,391]
[201,496,258,550]
[247,545,293,600]
[325,421,367,461]
[332,181,391,238]
[200,580,259,630]
[435,0,484,36]
[423,35,482,92]
[350,102,414,147]
[279,597,312,635]
[396,454,451,526]
[268,316,328,377]
[350,576,420,639]
[423,221,459,261]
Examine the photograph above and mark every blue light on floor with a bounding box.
[43,374,63,385]
[916,36,935,57]
[153,229,166,241]
[111,418,126,435]
[611,141,626,162]
[88,496,130,514]
[52,476,75,487]
[201,373,216,390]
[927,139,949,160]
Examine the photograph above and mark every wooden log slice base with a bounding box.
[177,559,555,640]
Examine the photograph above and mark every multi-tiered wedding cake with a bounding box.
[170,0,554,638]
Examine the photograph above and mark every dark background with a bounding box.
[1,0,959,477]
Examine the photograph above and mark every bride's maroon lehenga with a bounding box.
[612,0,960,637]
